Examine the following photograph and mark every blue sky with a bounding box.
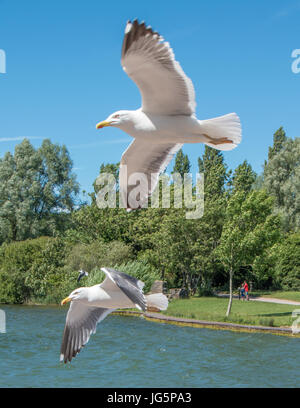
[0,0,299,197]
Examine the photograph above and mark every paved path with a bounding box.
[216,293,300,306]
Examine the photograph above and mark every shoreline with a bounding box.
[2,302,299,338]
[112,310,300,338]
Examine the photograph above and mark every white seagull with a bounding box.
[96,19,242,209]
[60,267,168,363]
[77,269,88,283]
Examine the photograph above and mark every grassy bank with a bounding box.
[164,296,298,327]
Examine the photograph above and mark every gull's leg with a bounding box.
[203,134,233,145]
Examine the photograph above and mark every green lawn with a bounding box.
[164,296,298,327]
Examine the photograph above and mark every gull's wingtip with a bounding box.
[125,21,133,34]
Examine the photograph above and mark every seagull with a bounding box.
[77,269,88,283]
[96,19,242,209]
[60,267,168,363]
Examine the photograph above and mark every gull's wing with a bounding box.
[101,267,146,312]
[121,19,196,116]
[119,139,183,209]
[77,269,88,283]
[60,303,114,363]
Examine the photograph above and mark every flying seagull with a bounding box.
[96,19,242,210]
[60,267,168,363]
[77,269,88,283]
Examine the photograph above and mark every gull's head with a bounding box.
[96,110,134,130]
[61,287,88,305]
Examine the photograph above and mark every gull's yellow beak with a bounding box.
[96,120,111,129]
[61,296,72,306]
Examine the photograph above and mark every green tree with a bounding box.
[91,162,120,203]
[67,205,131,244]
[191,147,231,289]
[0,142,40,242]
[232,160,256,193]
[216,190,281,316]
[268,127,287,160]
[198,146,230,198]
[273,233,300,290]
[152,209,198,291]
[172,149,191,177]
[0,139,79,243]
[263,137,300,232]
[252,174,264,191]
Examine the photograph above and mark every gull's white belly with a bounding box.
[85,287,135,309]
[122,111,205,143]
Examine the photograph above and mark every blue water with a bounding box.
[0,305,299,387]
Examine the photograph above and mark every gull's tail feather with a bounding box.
[199,113,242,151]
[146,293,168,311]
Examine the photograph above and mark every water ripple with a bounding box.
[0,305,299,387]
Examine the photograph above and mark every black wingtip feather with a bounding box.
[122,19,161,59]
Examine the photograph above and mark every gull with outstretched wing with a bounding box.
[60,267,168,363]
[96,19,241,209]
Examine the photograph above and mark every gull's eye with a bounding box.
[112,114,120,119]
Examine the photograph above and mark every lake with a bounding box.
[0,305,299,388]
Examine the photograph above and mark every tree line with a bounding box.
[0,128,299,309]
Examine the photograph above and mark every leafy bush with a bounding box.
[0,237,51,303]
[115,260,160,293]
[198,280,214,297]
[83,267,106,287]
[64,240,133,273]
[79,260,160,294]
[0,237,140,304]
[25,237,70,302]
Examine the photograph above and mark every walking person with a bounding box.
[243,280,249,301]
[237,285,242,300]
[240,284,245,301]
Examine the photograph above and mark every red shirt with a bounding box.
[244,283,249,292]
